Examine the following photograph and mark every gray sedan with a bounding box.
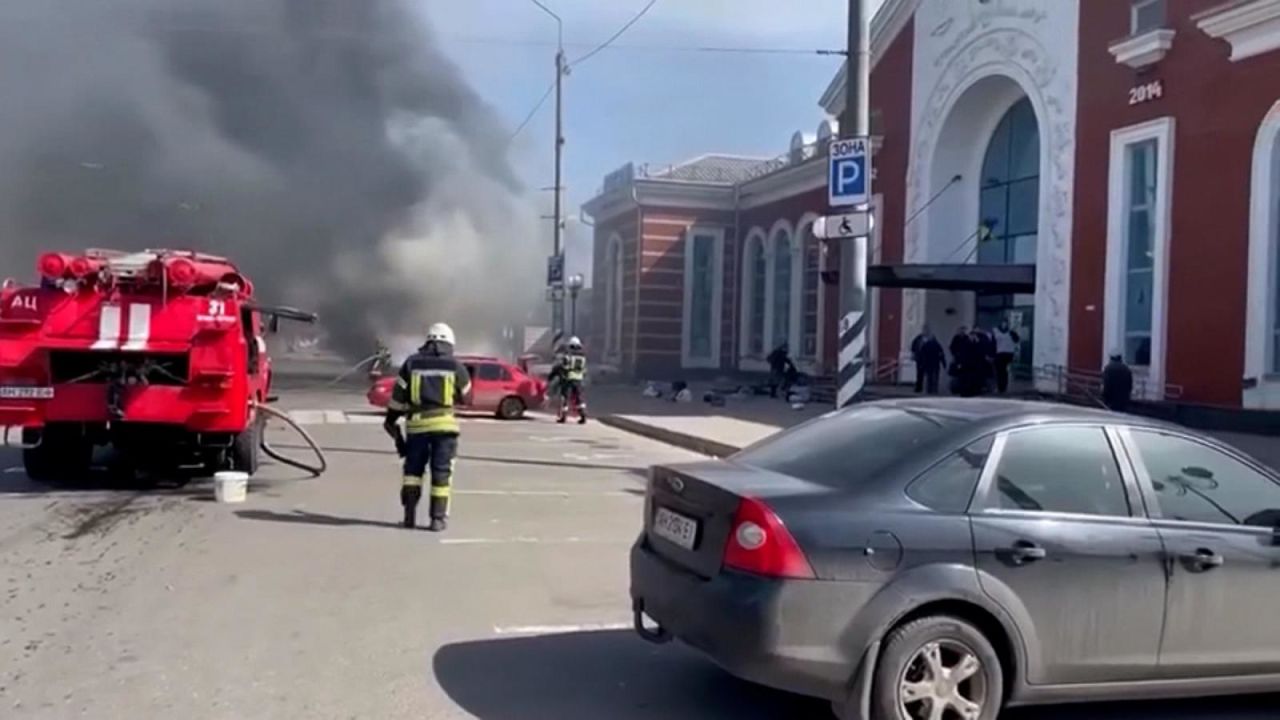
[630,398,1280,720]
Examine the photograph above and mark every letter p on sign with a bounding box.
[828,138,870,208]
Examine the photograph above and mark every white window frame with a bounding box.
[1131,0,1166,36]
[738,228,770,371]
[765,219,800,356]
[1245,100,1280,408]
[1104,117,1176,400]
[682,225,726,369]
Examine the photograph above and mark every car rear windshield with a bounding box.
[732,405,966,488]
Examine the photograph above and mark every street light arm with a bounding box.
[529,0,563,49]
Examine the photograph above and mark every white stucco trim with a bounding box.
[1103,117,1176,400]
[1109,28,1176,69]
[738,227,768,367]
[681,226,726,369]
[1196,0,1280,63]
[602,233,624,364]
[1244,101,1280,408]
[797,212,822,366]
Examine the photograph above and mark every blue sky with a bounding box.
[422,0,884,269]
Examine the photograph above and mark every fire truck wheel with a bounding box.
[231,414,262,476]
[22,426,92,484]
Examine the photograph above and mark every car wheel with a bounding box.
[870,615,1002,720]
[22,425,92,484]
[496,396,526,420]
[230,413,263,475]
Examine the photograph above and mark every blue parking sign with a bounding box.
[828,138,870,207]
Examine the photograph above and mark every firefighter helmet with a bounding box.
[567,336,583,352]
[426,322,456,346]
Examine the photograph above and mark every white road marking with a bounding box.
[438,537,628,546]
[322,410,346,424]
[4,467,23,474]
[492,623,631,636]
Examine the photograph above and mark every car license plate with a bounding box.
[653,507,698,550]
[0,386,53,400]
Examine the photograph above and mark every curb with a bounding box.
[599,415,741,458]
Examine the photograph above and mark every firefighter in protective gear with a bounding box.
[383,322,471,531]
[551,336,588,424]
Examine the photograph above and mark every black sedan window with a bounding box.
[1129,430,1280,527]
[907,436,994,513]
[990,427,1130,517]
[732,405,964,488]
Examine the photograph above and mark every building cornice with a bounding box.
[1196,0,1280,62]
[739,157,826,210]
[820,0,920,116]
[1108,28,1177,69]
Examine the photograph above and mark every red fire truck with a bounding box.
[0,249,312,482]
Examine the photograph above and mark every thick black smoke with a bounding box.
[0,0,543,357]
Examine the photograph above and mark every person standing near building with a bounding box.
[992,320,1021,394]
[1102,352,1134,413]
[948,327,970,396]
[910,328,927,393]
[915,328,946,395]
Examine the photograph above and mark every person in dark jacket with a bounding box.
[949,327,971,396]
[766,342,794,398]
[1102,352,1134,412]
[914,328,947,394]
[384,322,472,532]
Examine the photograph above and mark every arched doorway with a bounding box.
[975,97,1039,369]
[770,224,793,353]
[911,75,1042,375]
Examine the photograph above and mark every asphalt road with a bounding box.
[0,388,1276,719]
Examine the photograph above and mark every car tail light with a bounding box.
[722,496,815,579]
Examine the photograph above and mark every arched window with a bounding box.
[1270,128,1280,373]
[800,221,820,359]
[771,227,793,352]
[742,233,767,356]
[976,97,1040,368]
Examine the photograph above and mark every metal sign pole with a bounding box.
[837,0,872,408]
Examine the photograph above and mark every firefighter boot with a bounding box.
[400,486,422,529]
[578,404,588,425]
[557,401,568,424]
[429,518,447,532]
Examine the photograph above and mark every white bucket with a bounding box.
[213,471,249,504]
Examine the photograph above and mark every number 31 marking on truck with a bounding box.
[208,299,227,317]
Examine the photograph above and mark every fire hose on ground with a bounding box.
[253,402,328,477]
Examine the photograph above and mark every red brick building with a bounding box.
[584,0,1280,411]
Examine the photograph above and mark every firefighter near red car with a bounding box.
[0,249,316,482]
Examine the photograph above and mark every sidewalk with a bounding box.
[595,383,1280,472]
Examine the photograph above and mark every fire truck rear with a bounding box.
[0,249,305,481]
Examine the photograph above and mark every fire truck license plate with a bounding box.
[0,387,54,400]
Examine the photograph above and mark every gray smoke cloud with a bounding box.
[0,0,544,358]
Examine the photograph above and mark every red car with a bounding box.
[367,354,545,420]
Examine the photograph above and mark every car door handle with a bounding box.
[1008,541,1047,563]
[1180,549,1224,572]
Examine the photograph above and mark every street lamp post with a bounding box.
[567,273,584,336]
[531,0,568,338]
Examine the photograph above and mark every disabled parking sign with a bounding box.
[828,138,870,208]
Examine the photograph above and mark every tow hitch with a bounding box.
[632,599,671,644]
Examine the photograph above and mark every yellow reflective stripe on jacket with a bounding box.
[443,373,455,408]
[406,411,459,434]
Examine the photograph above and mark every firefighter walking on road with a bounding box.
[383,322,471,531]
[551,336,588,424]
